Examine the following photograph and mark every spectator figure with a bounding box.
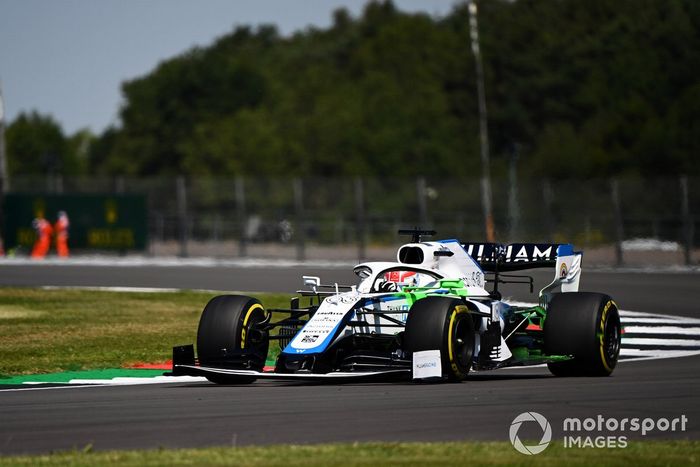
[55,211,70,258]
[31,217,53,259]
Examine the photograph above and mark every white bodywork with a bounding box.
[288,240,493,355]
[355,239,490,296]
[286,240,583,369]
[539,245,583,307]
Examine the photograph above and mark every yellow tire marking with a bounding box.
[598,300,615,373]
[241,303,264,349]
[447,305,470,378]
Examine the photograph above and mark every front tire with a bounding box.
[404,297,475,382]
[197,295,269,384]
[544,292,621,376]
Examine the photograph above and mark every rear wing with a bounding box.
[462,242,564,272]
[461,242,583,297]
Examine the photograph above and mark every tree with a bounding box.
[6,111,72,176]
[85,0,700,179]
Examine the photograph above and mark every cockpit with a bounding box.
[353,263,443,293]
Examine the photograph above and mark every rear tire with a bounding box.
[197,295,269,384]
[544,292,621,376]
[404,297,475,382]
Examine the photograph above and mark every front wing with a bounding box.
[171,364,411,382]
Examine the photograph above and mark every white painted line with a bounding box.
[617,351,700,362]
[621,337,700,347]
[618,310,696,319]
[622,326,700,336]
[0,376,208,391]
[42,286,182,293]
[69,376,207,385]
[621,318,700,325]
[621,315,700,324]
[620,348,700,358]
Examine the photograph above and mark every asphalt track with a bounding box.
[0,261,699,455]
[1,262,699,318]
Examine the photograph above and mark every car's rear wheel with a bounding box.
[544,292,621,376]
[197,295,269,384]
[404,297,475,382]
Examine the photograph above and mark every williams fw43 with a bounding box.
[171,230,621,383]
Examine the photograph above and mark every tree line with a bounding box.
[6,0,700,179]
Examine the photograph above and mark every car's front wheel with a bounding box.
[197,295,269,384]
[404,297,475,382]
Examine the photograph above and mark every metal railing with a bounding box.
[6,175,698,265]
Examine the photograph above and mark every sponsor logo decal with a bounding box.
[416,361,437,369]
[325,293,360,305]
[465,243,558,264]
[412,350,442,379]
[459,271,484,288]
[287,292,360,352]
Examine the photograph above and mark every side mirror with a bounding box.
[303,275,321,292]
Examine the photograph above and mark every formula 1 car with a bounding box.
[171,229,621,383]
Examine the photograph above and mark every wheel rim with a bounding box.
[603,312,621,363]
[451,315,474,372]
[240,305,269,370]
[244,311,268,351]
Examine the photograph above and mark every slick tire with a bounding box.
[404,297,475,382]
[544,292,621,377]
[197,295,269,384]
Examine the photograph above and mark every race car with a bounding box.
[171,229,621,383]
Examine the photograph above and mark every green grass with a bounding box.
[0,441,697,466]
[0,288,292,376]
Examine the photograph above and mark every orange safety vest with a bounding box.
[31,219,53,259]
[55,216,70,257]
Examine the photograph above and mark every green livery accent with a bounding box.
[0,368,166,385]
[400,279,471,306]
[375,282,573,364]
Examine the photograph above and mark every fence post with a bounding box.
[212,214,221,243]
[46,173,63,193]
[115,176,125,194]
[355,177,366,262]
[0,85,8,195]
[0,95,5,253]
[610,178,624,267]
[153,211,165,257]
[235,176,247,257]
[293,178,305,261]
[680,176,693,265]
[176,176,188,258]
